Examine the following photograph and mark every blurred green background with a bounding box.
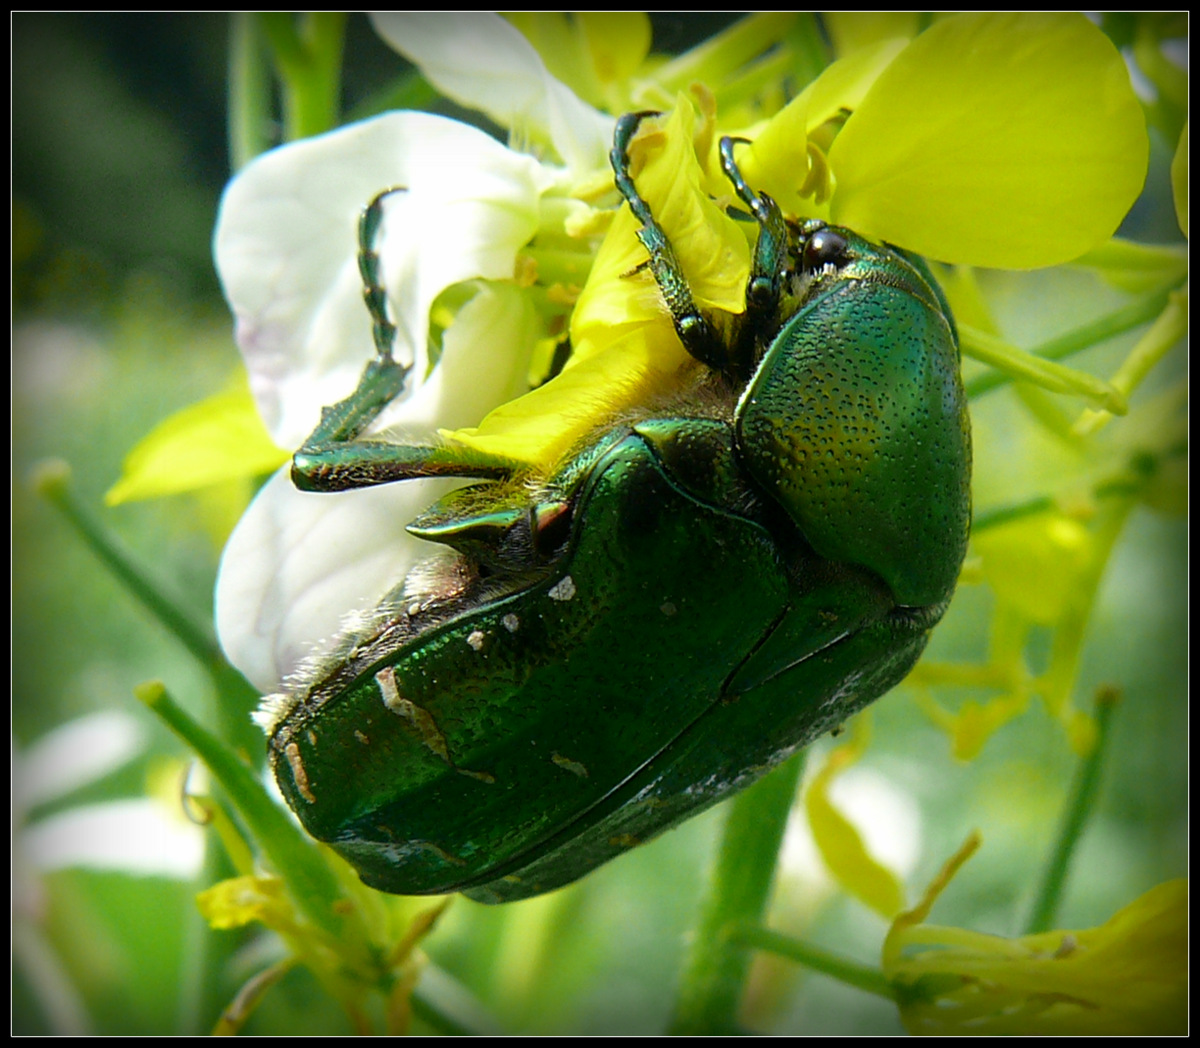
[13,13,1187,1036]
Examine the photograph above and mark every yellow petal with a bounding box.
[196,875,294,932]
[106,385,288,505]
[805,722,906,919]
[448,101,746,470]
[444,321,690,468]
[888,879,1188,1035]
[577,13,651,85]
[733,39,906,217]
[823,12,920,56]
[974,513,1092,625]
[620,102,748,314]
[829,13,1149,268]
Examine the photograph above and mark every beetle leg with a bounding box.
[290,185,520,494]
[718,137,791,372]
[292,438,518,493]
[292,361,517,492]
[610,112,734,379]
[358,186,408,361]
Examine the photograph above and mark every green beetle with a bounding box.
[259,112,971,904]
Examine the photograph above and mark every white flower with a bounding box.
[214,15,611,691]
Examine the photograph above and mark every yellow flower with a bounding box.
[446,12,1148,469]
[884,839,1187,1035]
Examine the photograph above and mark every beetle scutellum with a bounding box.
[257,111,971,904]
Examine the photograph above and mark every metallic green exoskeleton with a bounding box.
[261,112,971,904]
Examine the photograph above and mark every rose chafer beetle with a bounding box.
[259,111,972,904]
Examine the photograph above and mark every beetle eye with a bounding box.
[802,229,849,271]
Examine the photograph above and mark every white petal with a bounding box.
[216,284,541,692]
[393,281,542,431]
[215,468,448,692]
[15,712,145,814]
[22,799,205,879]
[214,110,556,449]
[370,12,614,176]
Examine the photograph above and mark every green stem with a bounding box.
[963,285,1173,400]
[668,751,806,1035]
[729,924,898,1002]
[1025,687,1121,933]
[259,12,346,142]
[135,681,359,944]
[784,13,832,90]
[410,991,477,1037]
[345,71,439,125]
[1072,238,1188,282]
[228,13,273,170]
[971,495,1057,534]
[33,459,261,752]
[960,327,1125,410]
[1073,285,1188,436]
[177,840,241,1033]
[33,461,219,675]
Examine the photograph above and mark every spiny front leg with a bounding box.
[718,135,791,373]
[609,112,732,378]
[291,188,517,494]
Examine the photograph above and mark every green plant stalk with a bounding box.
[258,12,346,143]
[960,327,1125,410]
[729,924,898,1001]
[668,751,806,1034]
[410,992,476,1037]
[971,495,1057,534]
[1073,238,1187,280]
[783,13,832,91]
[1025,686,1121,934]
[1073,286,1188,436]
[34,461,219,675]
[33,460,261,752]
[228,13,273,170]
[135,681,361,945]
[963,285,1173,400]
[212,958,297,1036]
[177,841,241,1034]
